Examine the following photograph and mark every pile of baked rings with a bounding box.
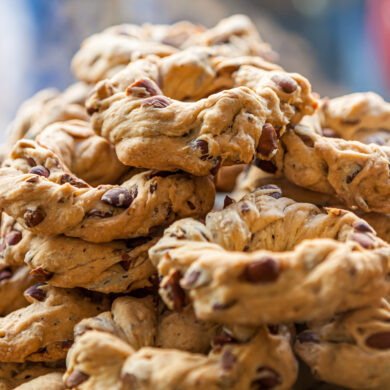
[1,14,390,390]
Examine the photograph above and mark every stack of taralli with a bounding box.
[0,14,388,390]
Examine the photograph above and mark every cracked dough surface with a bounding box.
[264,124,390,213]
[150,187,390,324]
[71,15,276,84]
[0,140,215,242]
[86,51,316,175]
[35,120,128,186]
[0,284,108,362]
[311,92,390,145]
[75,296,219,353]
[64,325,297,390]
[295,296,390,390]
[233,166,390,243]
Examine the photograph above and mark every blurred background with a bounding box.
[1,0,389,137]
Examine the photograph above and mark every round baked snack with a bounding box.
[86,51,316,175]
[257,123,390,213]
[64,325,297,390]
[71,26,177,84]
[233,166,390,244]
[6,83,90,146]
[71,14,276,84]
[315,92,390,145]
[35,120,128,186]
[150,187,390,325]
[233,165,341,206]
[295,296,390,390]
[234,166,390,244]
[24,235,157,293]
[88,46,282,103]
[0,140,215,242]
[0,363,64,390]
[180,14,277,60]
[1,213,157,294]
[75,295,219,353]
[0,284,109,362]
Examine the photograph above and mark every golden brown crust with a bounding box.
[36,120,128,186]
[65,325,297,390]
[0,140,215,242]
[233,165,341,206]
[265,124,390,213]
[0,264,34,315]
[234,166,390,243]
[295,297,390,389]
[71,15,276,84]
[24,235,157,293]
[317,92,390,145]
[0,215,35,314]
[65,331,133,390]
[181,14,277,61]
[1,215,157,294]
[75,296,219,354]
[0,284,108,362]
[3,16,389,389]
[71,31,177,84]
[0,213,31,266]
[150,188,390,324]
[86,49,316,175]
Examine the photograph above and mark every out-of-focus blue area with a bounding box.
[26,0,75,92]
[270,0,386,96]
[0,0,388,138]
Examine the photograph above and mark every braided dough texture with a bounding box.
[233,165,341,206]
[1,213,35,266]
[1,213,157,293]
[64,325,297,390]
[86,50,316,175]
[0,140,214,242]
[75,296,219,354]
[71,29,177,84]
[35,120,128,186]
[295,297,390,390]
[0,284,108,362]
[265,124,390,213]
[150,188,390,325]
[315,92,390,145]
[24,235,156,294]
[233,166,390,243]
[88,46,281,102]
[72,15,276,84]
